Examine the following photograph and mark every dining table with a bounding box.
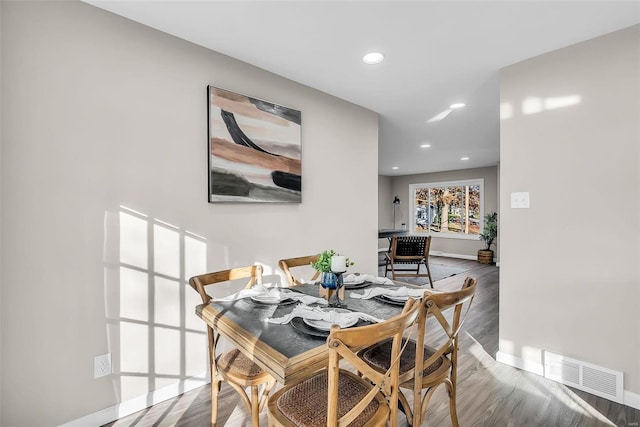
[195,280,433,385]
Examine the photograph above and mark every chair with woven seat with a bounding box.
[384,235,434,288]
[278,254,320,287]
[189,265,276,426]
[267,298,422,427]
[358,277,477,427]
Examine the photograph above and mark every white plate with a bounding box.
[385,294,409,302]
[250,294,283,304]
[303,309,358,331]
[343,277,365,285]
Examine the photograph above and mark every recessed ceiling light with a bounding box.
[362,52,384,64]
[450,103,466,109]
[420,144,431,148]
[460,157,470,161]
[392,166,399,170]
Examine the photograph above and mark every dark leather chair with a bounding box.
[384,235,434,288]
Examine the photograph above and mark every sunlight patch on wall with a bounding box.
[154,277,180,327]
[154,327,181,375]
[186,331,208,377]
[119,211,148,269]
[119,267,148,321]
[185,233,206,282]
[500,102,513,120]
[120,322,149,374]
[108,206,209,406]
[498,338,515,355]
[522,95,582,115]
[154,223,180,278]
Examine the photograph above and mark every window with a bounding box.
[409,179,484,239]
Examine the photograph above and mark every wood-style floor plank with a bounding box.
[104,257,640,426]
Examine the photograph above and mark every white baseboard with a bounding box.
[59,374,209,427]
[430,251,477,261]
[496,351,544,376]
[435,251,499,264]
[497,351,640,410]
[624,390,640,410]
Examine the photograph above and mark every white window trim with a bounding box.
[408,178,484,241]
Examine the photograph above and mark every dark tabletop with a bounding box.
[207,282,409,359]
[378,229,408,239]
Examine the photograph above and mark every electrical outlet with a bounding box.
[94,353,112,378]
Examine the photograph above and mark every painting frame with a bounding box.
[207,86,302,203]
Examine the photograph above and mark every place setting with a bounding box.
[267,304,383,338]
[211,284,329,306]
[343,273,395,289]
[350,285,431,306]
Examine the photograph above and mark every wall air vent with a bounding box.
[543,351,623,404]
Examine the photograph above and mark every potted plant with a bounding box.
[311,249,354,287]
[478,212,497,264]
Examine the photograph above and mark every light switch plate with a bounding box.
[511,192,530,209]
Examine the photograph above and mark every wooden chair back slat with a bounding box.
[411,276,477,426]
[188,265,272,426]
[278,255,320,287]
[327,298,421,427]
[189,265,263,304]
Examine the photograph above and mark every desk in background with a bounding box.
[378,229,408,262]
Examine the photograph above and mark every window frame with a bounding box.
[408,178,484,241]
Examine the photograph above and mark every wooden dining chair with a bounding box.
[384,235,434,288]
[358,277,477,427]
[267,298,422,427]
[277,254,320,287]
[189,265,276,427]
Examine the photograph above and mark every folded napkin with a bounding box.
[211,285,327,305]
[211,284,276,302]
[344,274,393,285]
[350,286,427,300]
[280,289,328,306]
[267,305,383,326]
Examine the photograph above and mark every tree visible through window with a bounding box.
[411,179,483,237]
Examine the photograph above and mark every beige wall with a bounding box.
[377,175,392,229]
[381,166,498,258]
[0,1,379,425]
[500,25,639,395]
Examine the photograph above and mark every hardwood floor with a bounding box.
[104,257,640,426]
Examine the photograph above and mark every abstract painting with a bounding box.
[207,86,302,203]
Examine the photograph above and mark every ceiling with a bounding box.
[85,1,640,176]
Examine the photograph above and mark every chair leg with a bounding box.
[211,378,221,427]
[398,391,414,426]
[251,385,260,427]
[258,378,277,411]
[425,262,434,288]
[445,378,459,427]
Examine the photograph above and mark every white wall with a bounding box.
[0,1,379,425]
[499,25,639,397]
[381,166,498,259]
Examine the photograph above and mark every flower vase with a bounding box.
[319,272,337,303]
[321,272,337,289]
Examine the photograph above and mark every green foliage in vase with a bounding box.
[311,249,355,273]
